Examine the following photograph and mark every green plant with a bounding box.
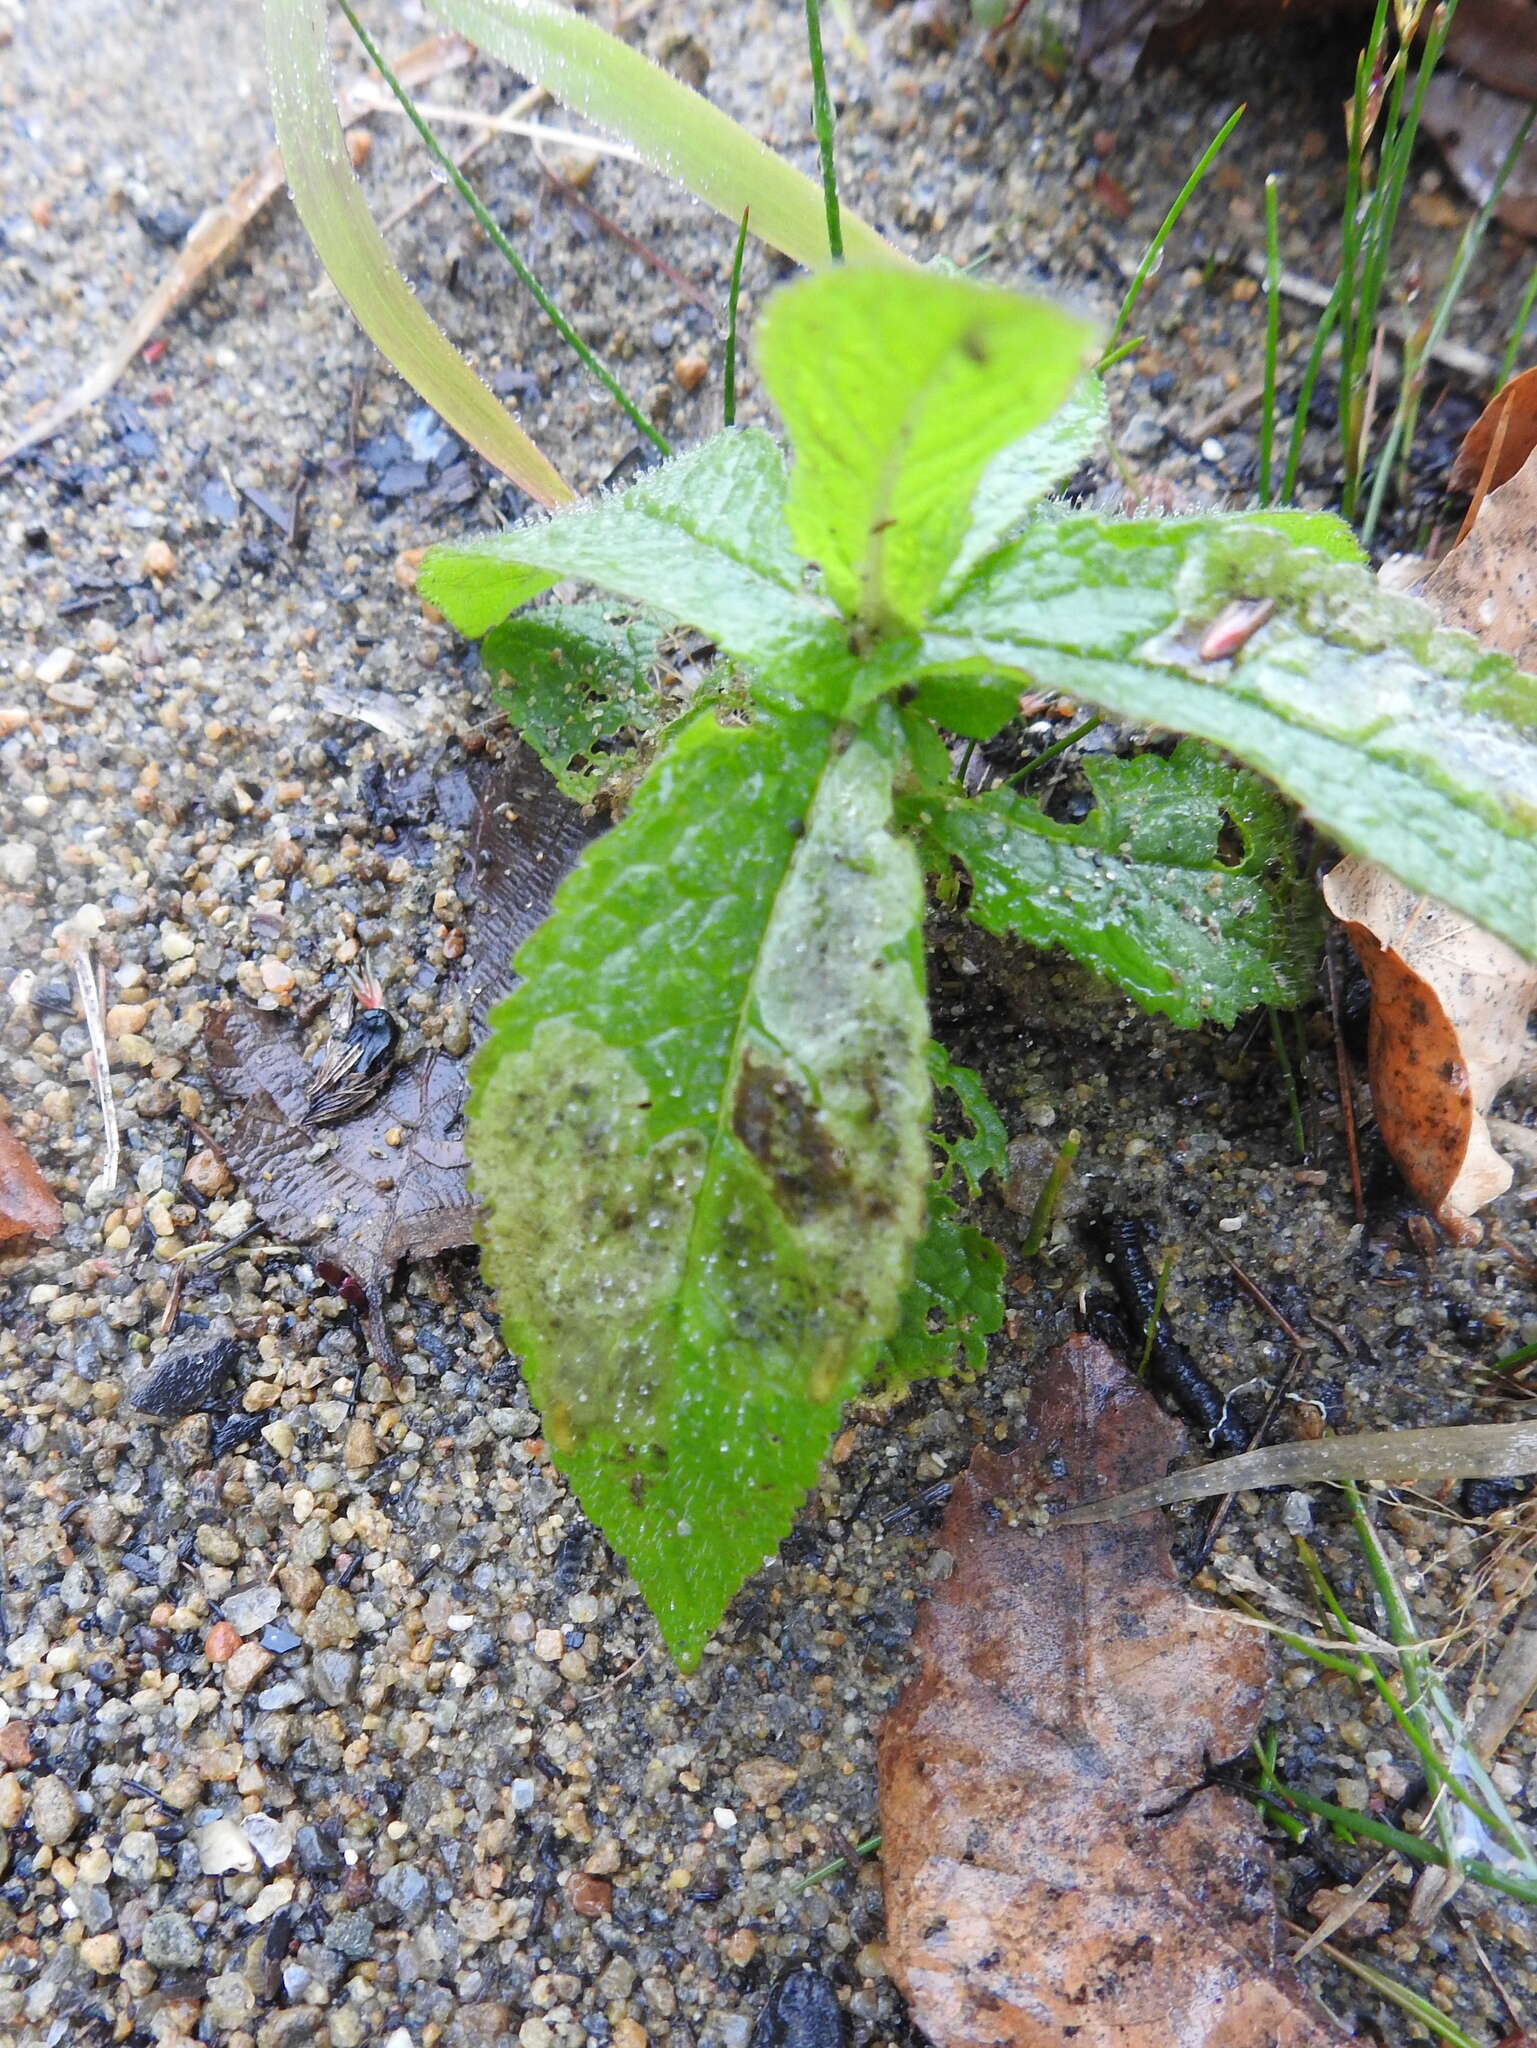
[1278,0,1531,537]
[416,263,1537,1663]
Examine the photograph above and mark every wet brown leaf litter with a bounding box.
[6,2,1537,2043]
[1322,859,1537,1243]
[204,741,593,1368]
[879,1336,1338,2048]
[0,1121,64,1245]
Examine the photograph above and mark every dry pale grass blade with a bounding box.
[0,35,470,465]
[59,932,120,1206]
[878,1335,1339,2048]
[1056,1418,1537,1524]
[1322,858,1537,1242]
[267,0,573,506]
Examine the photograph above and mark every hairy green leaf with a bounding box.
[264,0,573,507]
[874,1182,1005,1388]
[425,0,906,271]
[755,268,1097,631]
[483,604,665,798]
[470,705,931,1664]
[908,739,1320,1025]
[941,374,1107,597]
[919,515,1537,958]
[928,1044,1009,1198]
[421,430,861,711]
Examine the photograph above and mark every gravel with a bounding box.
[4,1,1537,2043]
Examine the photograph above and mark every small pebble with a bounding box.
[206,1620,241,1663]
[30,1774,81,1846]
[141,1907,203,1971]
[141,538,176,579]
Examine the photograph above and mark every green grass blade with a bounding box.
[1101,104,1244,362]
[804,0,843,259]
[424,0,908,270]
[337,0,668,457]
[264,0,574,506]
[1500,259,1537,387]
[1259,174,1281,505]
[724,209,750,428]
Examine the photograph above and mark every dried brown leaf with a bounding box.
[205,739,598,1365]
[1322,859,1537,1242]
[878,1335,1338,2048]
[0,1123,64,1245]
[1423,438,1537,668]
[1447,366,1537,496]
[206,1007,475,1370]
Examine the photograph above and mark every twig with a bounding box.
[1240,250,1496,382]
[1,36,470,462]
[538,162,717,314]
[1218,1255,1315,1351]
[371,101,643,163]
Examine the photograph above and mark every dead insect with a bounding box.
[1197,597,1274,663]
[302,968,401,1127]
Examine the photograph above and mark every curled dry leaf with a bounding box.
[0,1122,64,1244]
[1322,858,1537,1242]
[878,1335,1338,2048]
[205,740,598,1367]
[1423,437,1537,670]
[1446,366,1537,497]
[206,1007,476,1373]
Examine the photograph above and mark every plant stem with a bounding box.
[1010,714,1102,784]
[336,0,671,457]
[1499,259,1537,387]
[792,1830,881,1892]
[804,0,844,260]
[1310,1939,1484,2048]
[723,208,750,428]
[1136,1251,1174,1379]
[1280,270,1343,504]
[1361,95,1537,544]
[1101,103,1244,365]
[1259,175,1281,505]
[1247,1779,1537,1907]
[1021,1130,1080,1258]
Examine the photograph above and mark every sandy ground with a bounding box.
[4,1,1537,2043]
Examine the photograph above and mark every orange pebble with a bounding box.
[205,1620,241,1663]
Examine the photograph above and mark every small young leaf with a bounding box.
[470,703,931,1665]
[928,1043,1008,1198]
[483,603,664,798]
[755,268,1097,632]
[909,670,1023,741]
[919,514,1537,960]
[873,1182,1005,1389]
[422,430,863,714]
[908,740,1320,1026]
